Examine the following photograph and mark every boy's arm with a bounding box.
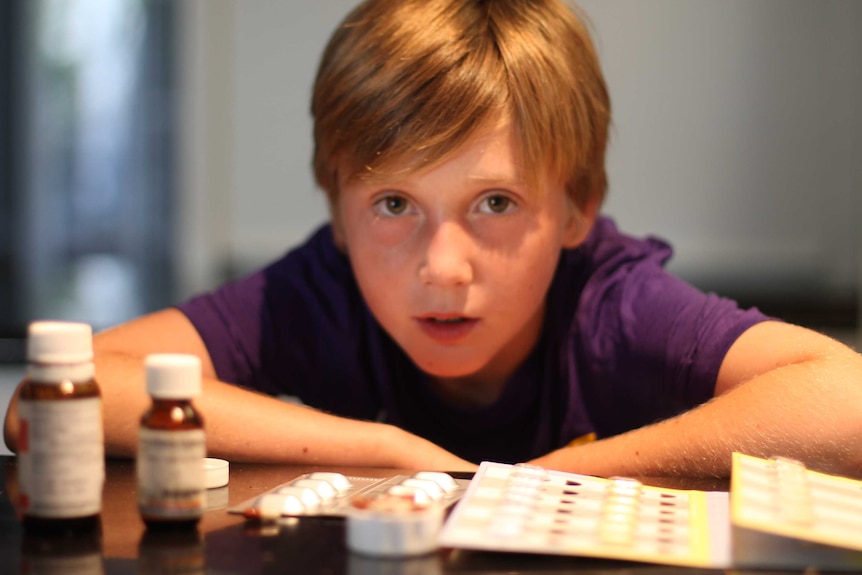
[530,321,862,478]
[3,309,476,471]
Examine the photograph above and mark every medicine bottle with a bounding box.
[17,320,104,535]
[137,354,206,530]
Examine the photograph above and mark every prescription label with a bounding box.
[138,428,206,519]
[18,398,105,517]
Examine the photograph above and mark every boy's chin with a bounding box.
[420,367,508,408]
[413,359,501,387]
[401,343,505,385]
[408,353,487,379]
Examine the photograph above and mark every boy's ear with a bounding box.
[331,221,347,252]
[324,167,349,253]
[561,196,599,249]
[326,196,348,253]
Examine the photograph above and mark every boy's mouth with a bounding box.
[417,312,474,324]
[416,314,478,343]
[426,317,468,324]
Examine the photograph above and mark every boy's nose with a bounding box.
[418,221,474,287]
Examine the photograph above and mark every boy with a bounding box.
[6,0,862,477]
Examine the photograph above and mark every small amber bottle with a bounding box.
[137,354,206,530]
[18,321,104,535]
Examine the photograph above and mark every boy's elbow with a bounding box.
[4,392,20,454]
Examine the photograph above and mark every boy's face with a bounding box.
[335,123,593,399]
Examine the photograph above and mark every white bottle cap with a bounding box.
[27,321,93,364]
[346,495,444,557]
[204,457,230,489]
[145,354,202,398]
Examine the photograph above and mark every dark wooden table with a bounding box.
[0,455,749,574]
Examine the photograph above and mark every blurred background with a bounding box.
[1,0,860,453]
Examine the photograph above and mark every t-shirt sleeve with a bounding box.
[572,221,773,436]
[176,269,268,389]
[174,226,372,403]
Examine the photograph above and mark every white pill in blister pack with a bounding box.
[275,486,323,510]
[412,471,459,493]
[307,472,352,494]
[399,478,445,500]
[256,493,306,520]
[387,484,433,506]
[237,470,464,523]
[290,478,339,502]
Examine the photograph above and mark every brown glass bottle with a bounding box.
[17,321,104,536]
[137,354,206,531]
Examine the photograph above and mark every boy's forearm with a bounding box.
[94,350,474,470]
[531,350,862,478]
[5,348,475,471]
[187,376,477,470]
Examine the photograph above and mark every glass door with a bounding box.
[0,0,178,362]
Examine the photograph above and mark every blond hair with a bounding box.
[312,0,610,211]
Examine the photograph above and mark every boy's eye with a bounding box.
[480,194,515,214]
[374,195,410,216]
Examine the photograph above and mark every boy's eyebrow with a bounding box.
[466,173,525,185]
[360,171,527,188]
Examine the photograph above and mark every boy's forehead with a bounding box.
[339,120,541,189]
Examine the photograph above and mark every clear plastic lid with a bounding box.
[145,354,202,399]
[27,321,94,364]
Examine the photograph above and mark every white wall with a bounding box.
[178,0,352,295]
[581,0,862,297]
[179,0,862,304]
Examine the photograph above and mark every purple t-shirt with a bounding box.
[178,217,768,464]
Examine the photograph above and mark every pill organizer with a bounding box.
[730,452,862,569]
[439,457,862,570]
[229,470,470,519]
[438,461,727,568]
